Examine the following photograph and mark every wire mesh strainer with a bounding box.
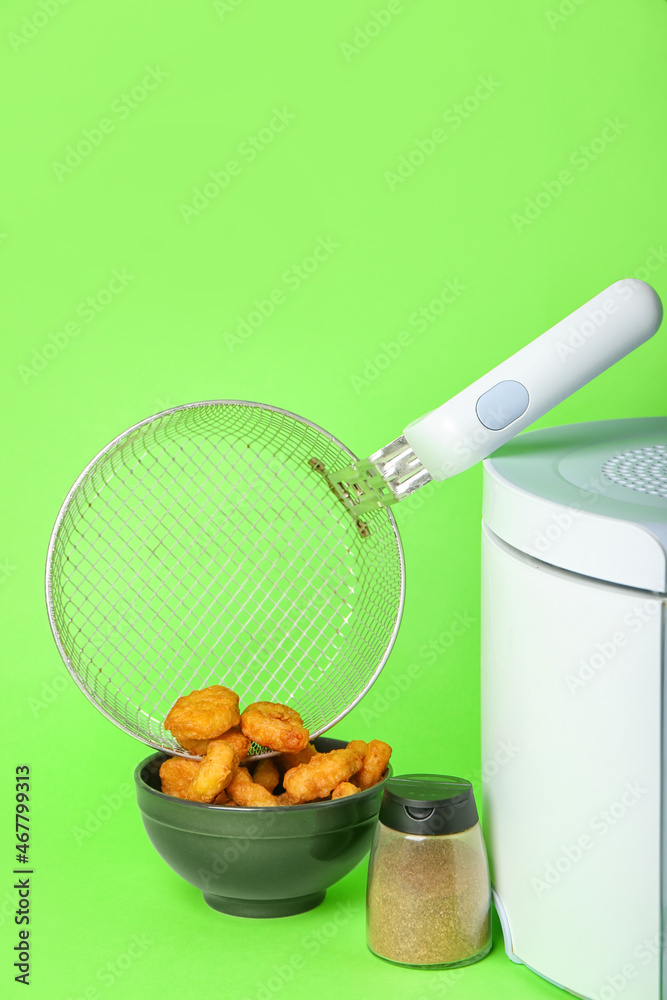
[46,281,662,760]
[46,401,404,758]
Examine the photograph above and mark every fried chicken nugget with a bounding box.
[165,685,240,741]
[185,741,238,803]
[252,758,280,793]
[176,735,213,756]
[283,742,366,804]
[240,702,309,754]
[226,766,279,807]
[332,781,359,799]
[177,725,251,760]
[212,788,238,806]
[159,756,201,799]
[219,726,252,760]
[353,740,393,789]
[276,744,318,773]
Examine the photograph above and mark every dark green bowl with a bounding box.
[135,737,390,918]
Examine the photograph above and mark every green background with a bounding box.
[2,0,667,997]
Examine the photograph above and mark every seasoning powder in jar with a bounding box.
[366,774,491,968]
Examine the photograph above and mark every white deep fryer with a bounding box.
[482,417,667,1000]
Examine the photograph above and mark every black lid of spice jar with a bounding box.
[379,774,479,836]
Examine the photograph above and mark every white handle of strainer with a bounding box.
[403,279,663,481]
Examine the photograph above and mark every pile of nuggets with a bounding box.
[158,684,392,807]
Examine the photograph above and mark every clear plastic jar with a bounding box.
[366,774,491,969]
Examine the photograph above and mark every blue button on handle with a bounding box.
[475,380,530,430]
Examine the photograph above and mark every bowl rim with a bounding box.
[135,740,392,813]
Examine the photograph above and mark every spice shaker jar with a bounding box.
[366,774,491,968]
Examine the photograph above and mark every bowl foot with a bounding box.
[202,890,326,918]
